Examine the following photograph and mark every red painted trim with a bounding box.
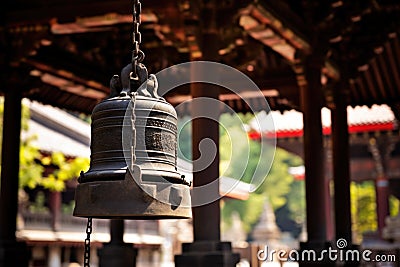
[347,122,394,133]
[249,122,395,139]
[275,130,303,138]
[293,174,305,181]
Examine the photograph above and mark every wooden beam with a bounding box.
[348,79,361,103]
[384,37,400,92]
[362,67,380,101]
[355,76,369,103]
[5,0,177,25]
[22,58,109,94]
[370,58,387,100]
[376,47,397,98]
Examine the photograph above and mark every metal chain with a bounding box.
[84,218,93,267]
[131,0,144,78]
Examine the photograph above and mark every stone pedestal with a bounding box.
[98,243,137,267]
[0,241,29,267]
[175,241,240,267]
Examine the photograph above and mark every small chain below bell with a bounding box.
[73,63,192,219]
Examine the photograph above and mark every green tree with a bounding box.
[219,113,304,234]
[222,194,267,233]
[176,112,305,235]
[351,181,378,242]
[221,144,303,234]
[286,179,306,224]
[0,97,89,192]
[389,195,399,217]
[39,152,89,191]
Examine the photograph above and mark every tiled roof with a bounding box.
[249,104,397,138]
[22,99,91,158]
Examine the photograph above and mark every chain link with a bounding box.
[132,0,144,78]
[84,218,93,267]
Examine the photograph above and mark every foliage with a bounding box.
[177,112,305,235]
[255,148,298,210]
[62,200,76,215]
[286,179,306,224]
[350,181,377,242]
[19,138,45,189]
[28,191,49,214]
[219,113,305,235]
[390,195,399,217]
[350,182,399,243]
[222,194,267,233]
[39,152,89,192]
[0,97,90,192]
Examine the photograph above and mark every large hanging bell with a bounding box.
[73,63,191,219]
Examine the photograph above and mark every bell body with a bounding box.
[73,92,191,219]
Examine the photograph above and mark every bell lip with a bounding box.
[79,168,127,183]
[73,169,192,220]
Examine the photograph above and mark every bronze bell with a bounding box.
[73,63,192,219]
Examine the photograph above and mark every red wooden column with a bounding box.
[190,87,222,240]
[0,88,29,267]
[369,137,393,236]
[98,219,137,267]
[49,191,62,231]
[376,176,390,234]
[331,86,353,244]
[331,84,361,266]
[324,175,334,241]
[299,54,327,242]
[297,53,333,266]
[175,1,239,266]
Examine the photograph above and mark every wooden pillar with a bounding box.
[368,137,393,236]
[297,53,334,266]
[331,86,353,243]
[0,89,29,267]
[0,89,22,241]
[331,85,361,266]
[191,44,220,242]
[189,0,220,243]
[324,176,334,241]
[110,220,125,245]
[375,176,390,233]
[98,219,137,267]
[175,1,239,266]
[299,54,327,243]
[49,191,62,231]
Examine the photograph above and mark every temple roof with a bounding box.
[22,99,91,158]
[249,104,397,138]
[2,0,400,116]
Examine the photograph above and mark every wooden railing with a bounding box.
[20,212,159,235]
